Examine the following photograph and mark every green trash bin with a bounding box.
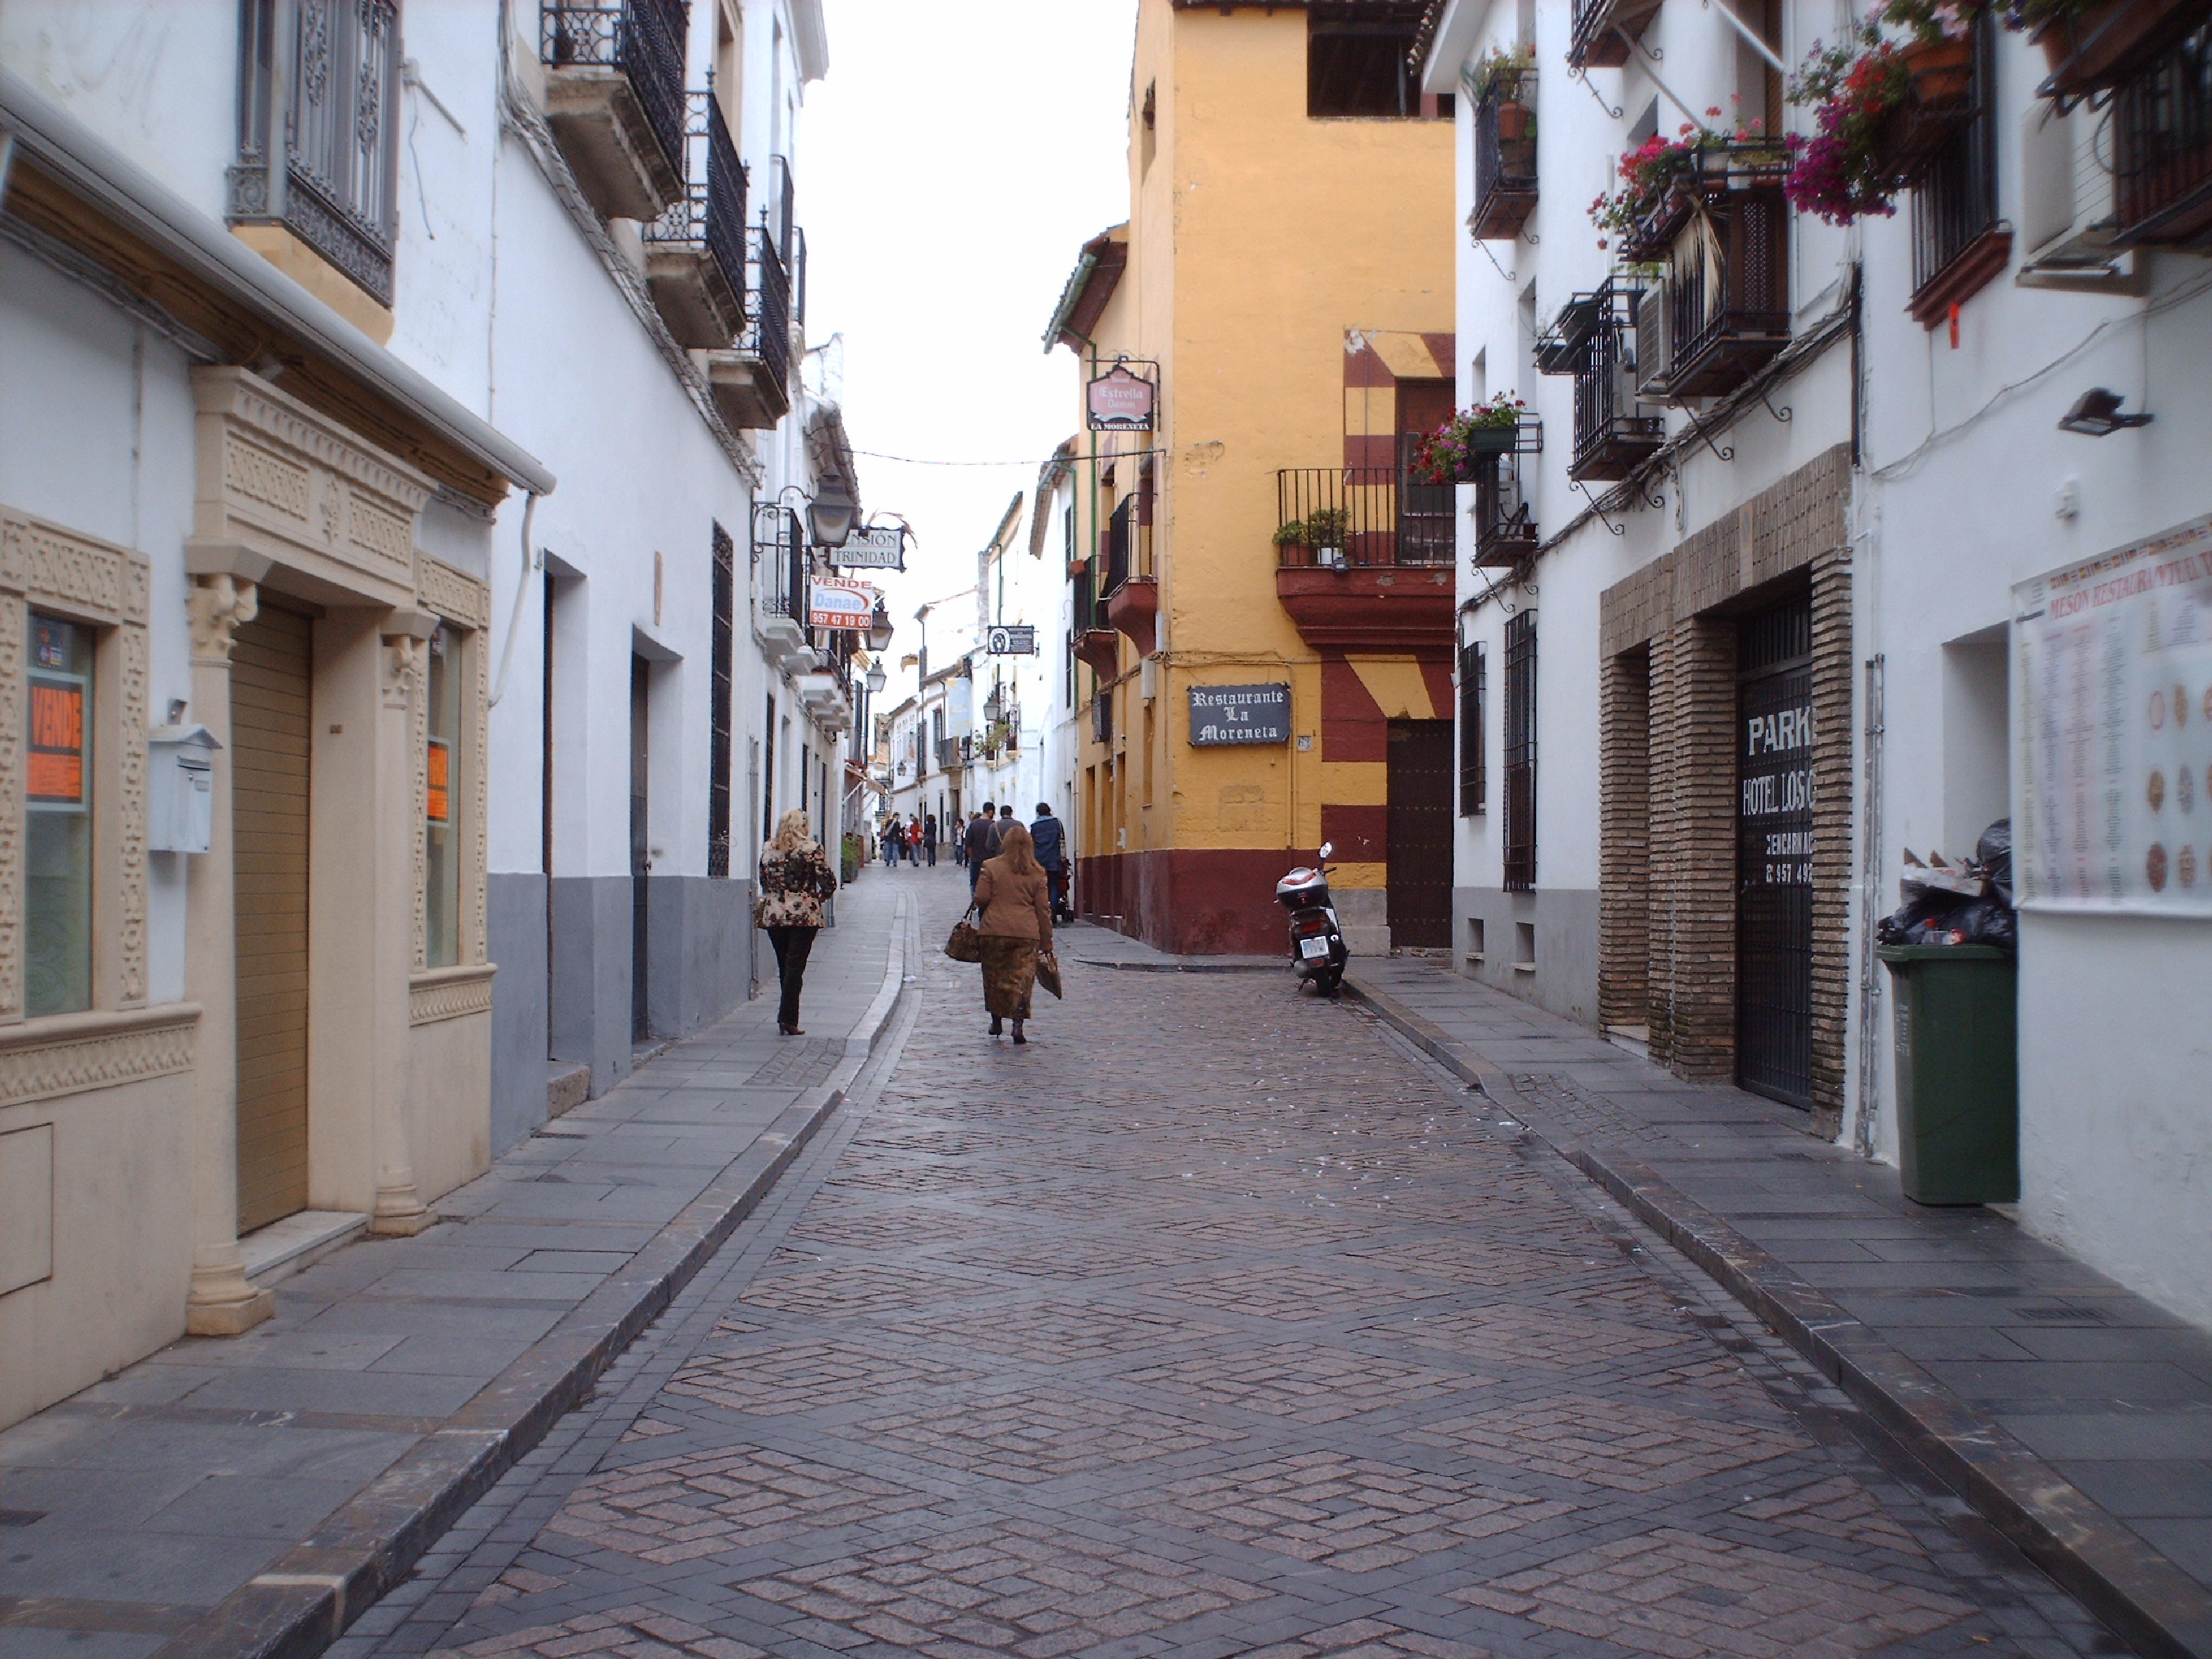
[1877,943,2019,1205]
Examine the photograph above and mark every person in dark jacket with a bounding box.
[965,803,1002,891]
[1031,802,1069,923]
[922,814,939,867]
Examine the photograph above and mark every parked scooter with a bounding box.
[1275,841,1348,996]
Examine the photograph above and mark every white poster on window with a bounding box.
[2013,515,2212,912]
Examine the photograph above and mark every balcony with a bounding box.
[641,93,747,347]
[755,506,810,666]
[1570,0,1665,68]
[2039,0,2212,96]
[1547,280,1661,481]
[1473,423,1542,567]
[936,736,971,774]
[1100,495,1159,656]
[706,226,794,430]
[1636,146,1791,400]
[540,0,687,221]
[1470,71,1539,240]
[1075,629,1122,679]
[1274,467,1455,652]
[2110,19,2212,245]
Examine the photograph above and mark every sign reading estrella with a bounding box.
[1086,364,1156,432]
[809,576,877,631]
[1189,683,1291,746]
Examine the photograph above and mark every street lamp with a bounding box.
[2058,387,2154,437]
[867,598,895,652]
[866,660,888,695]
[808,475,857,547]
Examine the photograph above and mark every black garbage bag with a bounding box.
[1977,819,2013,907]
[1952,896,2017,950]
[1877,889,1970,946]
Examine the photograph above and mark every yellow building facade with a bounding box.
[1051,0,1457,954]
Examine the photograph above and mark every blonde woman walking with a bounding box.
[755,809,837,1035]
[973,821,1053,1043]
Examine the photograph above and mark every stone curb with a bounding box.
[153,893,917,1659]
[1343,969,2212,1659]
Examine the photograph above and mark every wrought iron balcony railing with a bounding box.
[1635,146,1792,401]
[741,224,793,405]
[1102,495,1155,595]
[1570,0,1664,68]
[936,737,971,773]
[1473,423,1542,566]
[2111,17,2212,244]
[1570,280,1663,481]
[642,91,747,327]
[1276,468,1455,569]
[757,508,808,622]
[541,0,689,189]
[1471,71,1539,240]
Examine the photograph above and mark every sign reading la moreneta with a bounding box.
[1189,683,1291,746]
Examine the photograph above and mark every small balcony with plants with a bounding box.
[1540,281,1664,480]
[1467,426,1543,567]
[1594,133,1791,400]
[1570,0,1666,68]
[1272,438,1465,652]
[1100,494,1159,657]
[641,91,747,348]
[539,0,688,220]
[1470,50,1539,240]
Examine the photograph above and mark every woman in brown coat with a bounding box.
[973,822,1053,1044]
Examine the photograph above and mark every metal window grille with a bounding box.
[1104,497,1136,595]
[1503,611,1537,890]
[708,523,734,878]
[1911,24,2000,297]
[2112,19,2212,243]
[1471,70,1539,240]
[742,226,793,409]
[1094,688,1114,745]
[230,0,400,303]
[757,507,807,620]
[1460,639,1487,816]
[642,91,747,311]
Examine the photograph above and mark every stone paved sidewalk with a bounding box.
[1343,953,2212,1659]
[328,874,2128,1659]
[0,874,914,1659]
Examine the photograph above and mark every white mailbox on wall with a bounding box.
[146,724,220,855]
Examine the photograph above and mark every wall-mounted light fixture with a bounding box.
[2059,387,2154,437]
[808,475,857,547]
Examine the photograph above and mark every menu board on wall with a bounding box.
[2014,516,2212,912]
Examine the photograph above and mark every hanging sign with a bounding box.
[986,625,1037,656]
[1087,364,1156,432]
[2015,514,2212,912]
[1189,683,1290,746]
[832,524,907,571]
[808,577,876,631]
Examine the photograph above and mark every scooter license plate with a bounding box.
[1299,935,1331,960]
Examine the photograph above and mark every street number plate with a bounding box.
[1300,936,1331,960]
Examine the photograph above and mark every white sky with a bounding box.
[802,0,1139,711]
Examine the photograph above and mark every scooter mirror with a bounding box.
[1318,842,1334,860]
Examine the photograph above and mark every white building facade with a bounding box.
[1422,0,2212,1322]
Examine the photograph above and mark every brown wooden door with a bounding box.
[1396,379,1457,565]
[1387,718,1455,948]
[233,602,313,1233]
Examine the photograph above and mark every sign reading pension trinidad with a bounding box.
[808,577,876,631]
[2015,514,2212,912]
[831,524,907,571]
[1086,364,1156,432]
[1189,683,1291,746]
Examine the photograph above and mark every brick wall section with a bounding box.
[1599,446,1853,1115]
[1597,647,1650,1033]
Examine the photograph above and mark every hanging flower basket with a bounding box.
[1409,397,1527,483]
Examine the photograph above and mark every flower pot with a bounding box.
[2038,0,2212,93]
[1498,135,1537,179]
[1496,101,1533,140]
[1902,35,1975,107]
[1464,425,1519,455]
[1620,187,1694,262]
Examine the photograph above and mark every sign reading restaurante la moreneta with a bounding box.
[1189,683,1291,746]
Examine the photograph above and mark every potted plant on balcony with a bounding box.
[1411,395,1527,483]
[1474,45,1537,146]
[1783,23,1917,224]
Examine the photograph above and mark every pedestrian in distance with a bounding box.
[909,819,923,863]
[881,815,900,868]
[965,801,1002,892]
[922,813,939,867]
[756,809,837,1036]
[974,822,1053,1044]
[1031,801,1070,923]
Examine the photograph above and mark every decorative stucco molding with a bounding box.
[188,367,436,611]
[418,558,490,629]
[188,574,259,664]
[0,509,153,1017]
[0,1003,199,1110]
[408,964,495,1025]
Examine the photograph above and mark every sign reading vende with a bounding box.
[831,525,907,571]
[809,577,876,632]
[1087,364,1156,432]
[1189,683,1290,746]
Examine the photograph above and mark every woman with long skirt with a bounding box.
[973,822,1053,1044]
[756,809,837,1035]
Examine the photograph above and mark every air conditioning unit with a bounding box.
[1633,282,1673,400]
[2016,102,2146,293]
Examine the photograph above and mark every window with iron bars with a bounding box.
[709,523,734,878]
[1094,688,1114,745]
[230,0,400,304]
[1910,23,2002,307]
[1460,639,1487,817]
[1503,611,1537,890]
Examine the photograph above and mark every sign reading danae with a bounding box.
[809,577,876,632]
[987,625,1037,656]
[1189,683,1290,746]
[1087,364,1156,431]
[832,524,907,570]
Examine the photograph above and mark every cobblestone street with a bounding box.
[341,871,2127,1659]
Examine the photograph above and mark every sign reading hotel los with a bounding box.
[1189,683,1290,747]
